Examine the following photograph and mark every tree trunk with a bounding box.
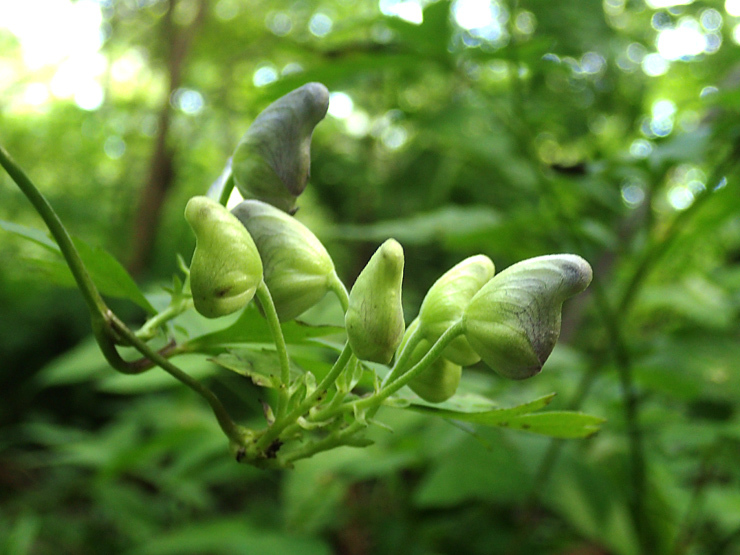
[127,0,208,277]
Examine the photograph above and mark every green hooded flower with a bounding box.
[417,255,495,366]
[231,199,335,322]
[184,196,263,318]
[462,254,592,380]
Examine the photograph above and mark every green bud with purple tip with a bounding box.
[462,254,592,380]
[232,82,330,214]
[231,199,336,322]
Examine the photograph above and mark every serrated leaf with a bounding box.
[210,348,304,388]
[0,219,156,314]
[407,394,604,438]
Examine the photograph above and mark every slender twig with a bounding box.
[0,144,107,316]
[0,143,243,445]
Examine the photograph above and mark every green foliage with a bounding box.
[3,0,740,554]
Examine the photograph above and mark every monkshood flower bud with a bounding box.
[399,320,462,403]
[232,82,330,214]
[345,239,405,364]
[231,199,335,322]
[184,196,263,319]
[462,254,592,380]
[417,255,495,366]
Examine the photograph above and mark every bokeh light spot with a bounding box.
[642,53,669,76]
[380,0,424,24]
[328,92,354,119]
[309,13,333,37]
[104,135,126,159]
[253,64,278,87]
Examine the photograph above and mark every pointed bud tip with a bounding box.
[378,238,404,270]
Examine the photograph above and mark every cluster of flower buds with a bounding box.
[388,253,591,401]
[184,82,594,406]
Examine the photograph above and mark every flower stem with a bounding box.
[0,143,243,446]
[0,144,107,317]
[382,322,423,387]
[217,171,236,206]
[255,281,292,419]
[136,297,193,341]
[328,271,350,312]
[257,343,355,448]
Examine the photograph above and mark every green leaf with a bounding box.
[499,411,605,439]
[98,355,219,394]
[127,518,330,555]
[0,219,59,249]
[35,337,109,387]
[408,392,554,414]
[407,394,604,438]
[210,348,305,388]
[329,205,500,246]
[183,303,343,352]
[0,219,156,314]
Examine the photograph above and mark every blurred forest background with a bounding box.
[3,0,740,554]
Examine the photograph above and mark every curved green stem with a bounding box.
[255,281,292,419]
[0,144,243,445]
[217,171,236,206]
[375,321,463,402]
[310,321,465,423]
[104,310,243,444]
[382,322,423,387]
[0,144,107,316]
[280,420,366,466]
[252,342,355,453]
[136,297,193,341]
[328,271,350,312]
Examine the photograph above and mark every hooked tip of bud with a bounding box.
[296,82,330,124]
[462,254,593,380]
[231,82,331,213]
